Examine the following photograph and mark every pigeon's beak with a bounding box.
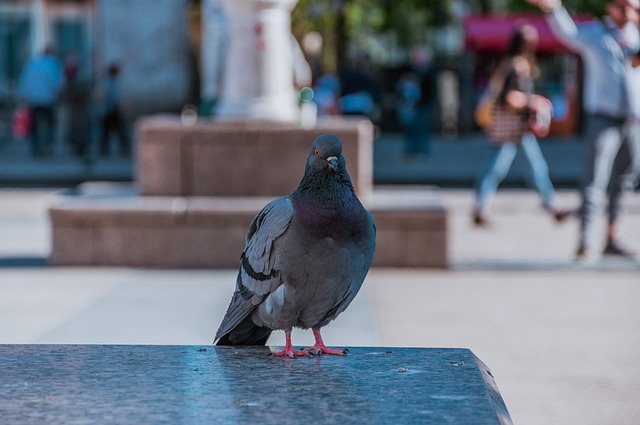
[327,156,338,171]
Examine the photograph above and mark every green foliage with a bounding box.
[291,0,610,70]
[292,0,452,50]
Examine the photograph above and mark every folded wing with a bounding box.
[214,197,294,344]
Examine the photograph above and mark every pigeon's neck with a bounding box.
[291,171,367,241]
[296,165,353,195]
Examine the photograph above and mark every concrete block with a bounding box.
[370,188,448,268]
[50,226,95,266]
[49,184,447,269]
[136,116,374,199]
[136,129,183,195]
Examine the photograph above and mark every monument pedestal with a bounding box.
[50,115,448,268]
[137,116,373,198]
[50,183,447,269]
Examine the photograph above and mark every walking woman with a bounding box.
[473,24,566,226]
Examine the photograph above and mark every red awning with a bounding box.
[463,13,592,53]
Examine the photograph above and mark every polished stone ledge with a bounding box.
[0,345,511,424]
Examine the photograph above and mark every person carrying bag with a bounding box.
[475,58,553,138]
[488,62,553,142]
[472,24,566,227]
[474,61,509,131]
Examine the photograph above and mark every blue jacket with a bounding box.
[17,53,64,107]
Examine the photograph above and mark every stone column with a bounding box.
[200,0,228,114]
[30,0,47,53]
[97,0,191,115]
[216,0,300,122]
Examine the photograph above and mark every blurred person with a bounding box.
[97,63,129,157]
[60,55,90,159]
[396,71,421,141]
[339,54,381,120]
[395,47,435,160]
[313,74,341,116]
[629,6,640,186]
[473,24,564,227]
[16,45,64,158]
[529,0,640,259]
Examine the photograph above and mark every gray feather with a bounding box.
[214,198,293,343]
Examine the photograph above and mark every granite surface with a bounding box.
[0,345,511,424]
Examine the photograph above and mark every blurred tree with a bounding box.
[292,0,610,74]
[293,0,451,72]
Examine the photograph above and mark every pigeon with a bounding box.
[214,134,376,357]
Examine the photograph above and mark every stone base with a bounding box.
[0,345,511,424]
[136,115,374,200]
[49,183,447,268]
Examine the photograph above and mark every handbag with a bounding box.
[474,92,495,130]
[488,104,526,143]
[527,95,553,138]
[485,61,526,143]
[12,106,32,140]
[474,62,509,129]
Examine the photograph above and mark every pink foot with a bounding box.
[270,347,309,358]
[306,328,349,356]
[304,344,349,356]
[269,330,310,358]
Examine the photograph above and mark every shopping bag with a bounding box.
[474,60,509,130]
[474,92,495,129]
[527,95,553,138]
[12,107,32,140]
[488,104,526,143]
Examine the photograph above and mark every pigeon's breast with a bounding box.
[293,198,370,242]
[258,226,372,330]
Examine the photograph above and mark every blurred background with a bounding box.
[0,0,617,185]
[1,1,640,425]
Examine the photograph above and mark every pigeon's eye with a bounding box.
[314,149,320,157]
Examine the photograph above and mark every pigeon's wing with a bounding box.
[214,197,294,344]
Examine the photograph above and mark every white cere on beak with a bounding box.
[327,156,338,170]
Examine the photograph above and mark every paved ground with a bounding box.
[1,187,639,425]
[374,132,584,188]
[0,133,132,186]
[1,127,639,424]
[0,127,583,188]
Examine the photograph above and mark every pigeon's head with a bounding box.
[308,134,345,173]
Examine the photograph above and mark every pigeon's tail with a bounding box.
[214,277,272,346]
[214,316,272,346]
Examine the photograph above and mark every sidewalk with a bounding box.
[374,132,584,187]
[0,188,639,425]
[0,134,132,186]
[0,129,584,188]
[1,126,639,425]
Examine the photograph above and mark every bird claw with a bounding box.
[331,347,349,356]
[269,347,310,358]
[303,345,349,356]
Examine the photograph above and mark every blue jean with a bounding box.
[29,105,56,158]
[402,105,431,156]
[475,132,557,214]
[579,114,640,247]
